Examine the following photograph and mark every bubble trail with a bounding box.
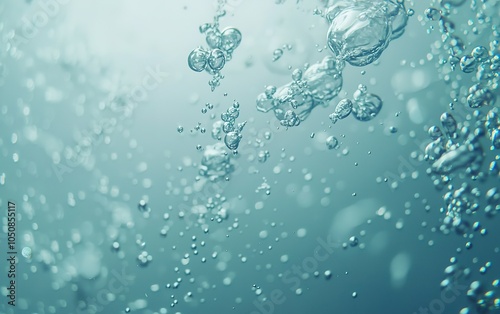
[187,1,242,91]
[256,56,344,127]
[257,0,406,125]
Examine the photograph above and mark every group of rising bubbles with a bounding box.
[256,0,409,130]
[188,0,410,175]
[187,4,242,91]
[188,0,409,126]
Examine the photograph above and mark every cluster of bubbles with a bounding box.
[325,0,409,67]
[187,1,242,91]
[422,109,500,312]
[255,177,271,195]
[440,260,468,291]
[137,250,153,267]
[485,107,500,152]
[425,0,498,111]
[425,112,484,177]
[256,56,344,127]
[464,279,500,313]
[441,182,481,234]
[457,45,498,110]
[199,142,234,182]
[422,110,500,236]
[425,3,467,60]
[213,100,246,151]
[426,108,500,178]
[257,0,407,126]
[199,100,245,181]
[440,259,500,314]
[421,0,499,250]
[332,84,383,124]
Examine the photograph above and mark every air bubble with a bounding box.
[188,48,209,72]
[326,136,339,150]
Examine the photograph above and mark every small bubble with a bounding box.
[138,199,150,213]
[349,236,359,247]
[324,270,332,279]
[273,49,284,62]
[326,136,339,150]
[22,247,32,259]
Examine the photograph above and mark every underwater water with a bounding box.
[0,0,499,313]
